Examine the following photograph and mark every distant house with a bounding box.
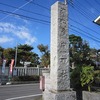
[94,16,100,25]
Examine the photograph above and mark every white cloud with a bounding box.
[0,35,13,43]
[0,22,37,45]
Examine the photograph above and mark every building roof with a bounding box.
[94,16,100,25]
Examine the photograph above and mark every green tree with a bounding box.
[0,46,4,66]
[70,66,82,89]
[80,66,94,91]
[17,44,33,64]
[37,44,48,54]
[94,70,100,87]
[37,44,50,67]
[3,48,15,66]
[69,34,91,67]
[18,44,33,51]
[89,48,97,67]
[30,52,40,67]
[69,34,94,90]
[17,44,39,66]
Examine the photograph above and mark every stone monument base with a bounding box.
[43,90,76,100]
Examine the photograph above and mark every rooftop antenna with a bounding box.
[64,0,67,5]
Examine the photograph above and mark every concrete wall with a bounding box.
[83,91,100,100]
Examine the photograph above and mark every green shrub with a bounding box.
[12,75,39,81]
[94,70,100,86]
[70,66,82,89]
[80,66,94,91]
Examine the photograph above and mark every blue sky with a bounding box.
[0,0,100,55]
[68,0,100,49]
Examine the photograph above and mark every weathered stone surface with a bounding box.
[43,91,76,100]
[83,91,100,100]
[43,1,76,100]
[42,70,50,92]
[50,1,70,91]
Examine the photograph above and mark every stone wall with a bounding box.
[83,91,100,100]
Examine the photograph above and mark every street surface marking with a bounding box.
[5,94,42,100]
[0,83,39,88]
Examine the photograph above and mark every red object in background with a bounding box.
[40,76,45,91]
[10,59,14,74]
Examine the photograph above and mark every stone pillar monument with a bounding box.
[43,1,76,100]
[50,1,70,91]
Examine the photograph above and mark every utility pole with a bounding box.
[14,44,18,67]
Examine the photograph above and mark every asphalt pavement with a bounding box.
[0,83,42,100]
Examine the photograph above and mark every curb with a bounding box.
[11,81,39,84]
[0,81,39,85]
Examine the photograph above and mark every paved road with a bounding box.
[0,84,42,100]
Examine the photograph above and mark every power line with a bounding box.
[25,0,50,11]
[69,17,100,36]
[69,24,100,41]
[69,27,100,43]
[68,0,100,46]
[85,0,100,14]
[68,3,92,21]
[75,0,97,17]
[0,0,99,41]
[69,28,100,47]
[95,0,100,6]
[0,1,98,35]
[1,3,97,36]
[0,0,33,21]
[0,9,50,24]
[68,0,100,37]
[0,2,50,18]
[69,1,95,20]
